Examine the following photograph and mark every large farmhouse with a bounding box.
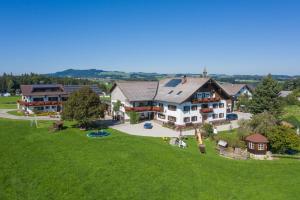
[110,76,232,127]
[18,84,102,114]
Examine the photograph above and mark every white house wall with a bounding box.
[156,100,227,126]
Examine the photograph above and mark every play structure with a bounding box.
[87,130,110,138]
[169,127,187,148]
[195,128,206,154]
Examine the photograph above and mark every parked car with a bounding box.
[144,122,153,129]
[226,113,238,121]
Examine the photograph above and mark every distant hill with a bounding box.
[47,69,168,80]
[46,68,298,83]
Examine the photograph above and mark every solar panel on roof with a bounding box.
[164,79,182,87]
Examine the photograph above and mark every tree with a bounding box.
[236,94,250,112]
[237,119,252,140]
[267,126,300,154]
[202,123,213,138]
[62,86,104,128]
[249,111,278,136]
[113,100,122,113]
[249,74,282,116]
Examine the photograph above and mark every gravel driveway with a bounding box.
[0,109,58,121]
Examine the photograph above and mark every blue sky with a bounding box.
[0,0,300,75]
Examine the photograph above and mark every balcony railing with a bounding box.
[125,106,163,112]
[191,97,220,104]
[200,108,214,113]
[17,100,62,107]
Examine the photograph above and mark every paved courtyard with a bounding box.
[111,112,252,137]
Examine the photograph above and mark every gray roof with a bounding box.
[219,83,249,96]
[115,81,159,101]
[155,77,211,103]
[279,90,292,97]
[64,85,103,95]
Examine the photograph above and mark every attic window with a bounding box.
[168,90,174,94]
[176,91,182,95]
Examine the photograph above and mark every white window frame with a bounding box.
[258,144,264,150]
[249,142,254,149]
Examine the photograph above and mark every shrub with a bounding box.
[202,123,213,138]
[267,125,300,154]
[128,111,139,124]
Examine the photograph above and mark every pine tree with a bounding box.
[249,74,282,116]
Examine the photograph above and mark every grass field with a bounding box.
[1,119,300,200]
[281,105,300,127]
[282,105,300,121]
[0,96,20,109]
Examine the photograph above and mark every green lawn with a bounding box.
[282,105,300,127]
[282,105,300,121]
[1,119,300,200]
[0,96,20,109]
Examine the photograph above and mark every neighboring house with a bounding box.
[110,76,231,127]
[279,90,293,98]
[18,84,102,114]
[219,83,253,112]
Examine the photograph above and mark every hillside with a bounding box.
[47,69,167,80]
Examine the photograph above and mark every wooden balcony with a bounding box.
[200,108,214,113]
[191,97,221,104]
[17,100,62,107]
[125,106,163,112]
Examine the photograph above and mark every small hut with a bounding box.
[245,133,269,155]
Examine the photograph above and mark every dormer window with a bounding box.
[176,91,182,95]
[168,90,174,94]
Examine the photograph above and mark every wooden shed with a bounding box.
[245,133,269,155]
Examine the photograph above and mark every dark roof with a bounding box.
[245,133,269,143]
[20,84,65,96]
[64,85,103,95]
[20,84,102,96]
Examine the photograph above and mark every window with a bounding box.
[191,105,197,110]
[48,97,58,101]
[249,142,254,149]
[183,106,190,112]
[219,113,224,118]
[258,144,265,150]
[168,105,177,111]
[159,103,164,107]
[45,106,49,109]
[184,117,190,123]
[191,116,198,122]
[33,97,44,102]
[197,92,211,99]
[168,116,177,122]
[201,104,208,108]
[35,106,44,111]
[212,114,218,119]
[213,103,218,108]
[176,91,182,95]
[52,106,56,109]
[219,103,224,108]
[158,113,165,119]
[168,90,174,94]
